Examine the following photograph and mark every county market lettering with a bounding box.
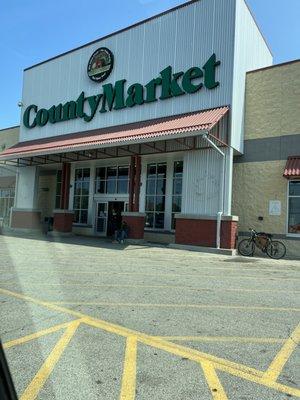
[23,54,220,129]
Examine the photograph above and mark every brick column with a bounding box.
[52,162,73,233]
[220,220,238,249]
[128,155,141,212]
[53,210,74,233]
[60,162,71,209]
[122,212,145,240]
[175,214,238,249]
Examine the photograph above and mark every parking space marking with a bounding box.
[20,319,83,400]
[1,281,299,294]
[0,270,299,282]
[200,361,228,399]
[0,262,299,273]
[3,321,72,350]
[48,301,300,313]
[157,336,285,344]
[120,336,137,400]
[1,287,299,398]
[262,322,300,382]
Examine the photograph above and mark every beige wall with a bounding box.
[232,160,287,234]
[0,126,19,151]
[232,161,300,258]
[233,60,300,258]
[245,61,300,140]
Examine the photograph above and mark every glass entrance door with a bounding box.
[95,202,108,236]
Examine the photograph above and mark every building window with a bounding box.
[73,168,90,224]
[288,181,300,234]
[172,161,183,229]
[95,166,129,194]
[0,188,15,225]
[55,170,62,209]
[145,163,166,229]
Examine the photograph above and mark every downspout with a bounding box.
[201,133,225,249]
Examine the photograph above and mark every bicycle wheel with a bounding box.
[238,239,255,256]
[266,241,286,259]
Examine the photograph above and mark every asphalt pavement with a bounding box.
[0,234,299,399]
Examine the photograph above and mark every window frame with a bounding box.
[286,180,300,237]
[55,170,62,209]
[171,160,183,231]
[94,165,129,195]
[145,162,167,230]
[73,167,90,225]
[0,188,15,225]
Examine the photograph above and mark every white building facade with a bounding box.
[0,0,273,248]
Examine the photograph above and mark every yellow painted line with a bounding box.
[120,336,137,400]
[0,270,299,281]
[201,361,228,399]
[135,330,300,397]
[1,281,299,294]
[3,320,73,349]
[157,336,285,344]
[81,316,265,377]
[48,301,300,313]
[262,322,300,382]
[81,318,300,397]
[1,288,299,398]
[20,319,82,400]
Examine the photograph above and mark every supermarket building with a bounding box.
[0,0,299,255]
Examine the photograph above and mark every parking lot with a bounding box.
[0,234,299,399]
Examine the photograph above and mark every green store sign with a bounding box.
[23,53,220,129]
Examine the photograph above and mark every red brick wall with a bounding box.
[53,213,74,233]
[175,218,238,249]
[11,210,41,229]
[122,215,145,239]
[220,221,238,249]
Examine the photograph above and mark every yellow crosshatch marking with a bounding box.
[200,361,228,400]
[46,301,300,313]
[1,287,299,399]
[19,319,83,400]
[120,336,138,400]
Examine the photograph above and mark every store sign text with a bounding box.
[23,54,221,129]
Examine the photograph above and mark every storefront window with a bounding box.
[0,188,15,226]
[73,168,90,224]
[172,161,183,229]
[55,170,62,209]
[145,163,166,229]
[288,181,300,234]
[95,166,129,194]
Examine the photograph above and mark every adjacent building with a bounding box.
[233,59,300,257]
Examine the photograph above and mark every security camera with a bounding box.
[17,101,23,107]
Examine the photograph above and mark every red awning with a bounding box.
[283,156,300,178]
[0,106,229,161]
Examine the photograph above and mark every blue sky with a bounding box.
[0,0,299,129]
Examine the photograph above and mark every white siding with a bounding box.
[231,0,273,152]
[15,166,39,209]
[182,148,225,215]
[20,0,236,143]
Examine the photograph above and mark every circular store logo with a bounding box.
[87,47,114,83]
